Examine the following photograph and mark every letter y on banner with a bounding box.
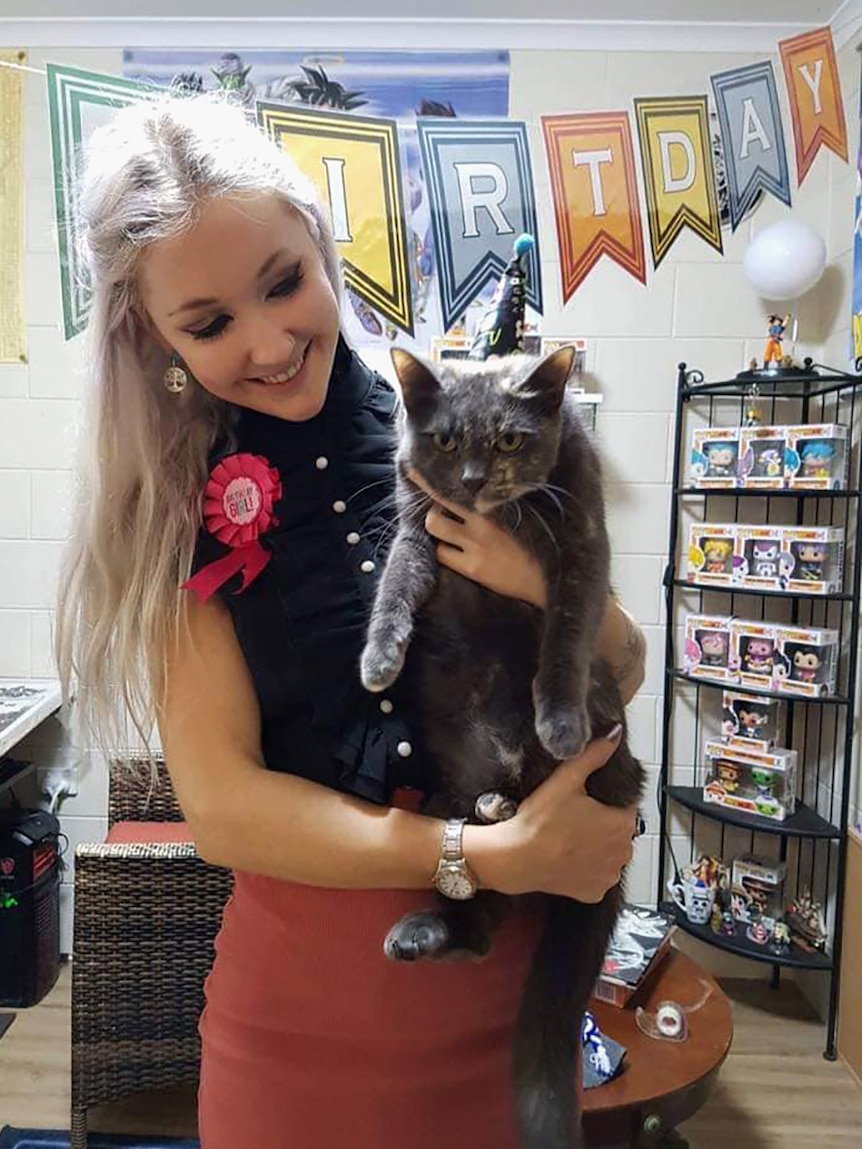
[417,119,542,332]
[542,111,646,303]
[779,26,848,185]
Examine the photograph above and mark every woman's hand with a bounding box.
[407,468,547,608]
[464,727,639,903]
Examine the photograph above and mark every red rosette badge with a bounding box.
[181,453,282,601]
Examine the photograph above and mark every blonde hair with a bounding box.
[55,93,343,765]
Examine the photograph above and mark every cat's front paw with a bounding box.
[535,701,592,760]
[384,911,451,962]
[360,637,406,693]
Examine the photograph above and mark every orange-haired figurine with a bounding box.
[763,314,791,368]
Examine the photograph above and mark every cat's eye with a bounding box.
[432,432,458,452]
[496,432,524,453]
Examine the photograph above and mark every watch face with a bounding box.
[437,865,475,901]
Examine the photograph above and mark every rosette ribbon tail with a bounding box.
[181,541,271,601]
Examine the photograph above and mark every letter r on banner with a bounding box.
[453,162,515,239]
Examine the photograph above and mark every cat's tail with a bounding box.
[512,890,620,1149]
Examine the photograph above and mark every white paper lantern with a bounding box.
[743,220,827,301]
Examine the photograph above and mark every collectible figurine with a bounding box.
[720,911,737,937]
[744,636,774,675]
[736,701,771,739]
[793,541,829,582]
[785,894,828,952]
[700,631,729,667]
[792,647,822,684]
[800,441,835,479]
[770,920,792,955]
[716,760,740,793]
[747,917,771,946]
[762,313,790,369]
[752,540,780,578]
[704,442,738,478]
[749,767,775,800]
[753,446,783,478]
[703,538,734,574]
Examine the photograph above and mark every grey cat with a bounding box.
[360,345,644,1149]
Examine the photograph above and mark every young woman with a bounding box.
[56,94,645,1149]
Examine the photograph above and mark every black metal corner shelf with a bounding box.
[665,785,842,840]
[660,901,833,972]
[667,668,849,706]
[672,577,854,603]
[658,359,862,1061]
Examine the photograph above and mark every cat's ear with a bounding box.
[390,348,441,416]
[513,345,576,413]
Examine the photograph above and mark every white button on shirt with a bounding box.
[379,699,393,714]
[360,560,375,573]
[315,456,329,470]
[347,532,360,545]
[396,741,413,758]
[333,500,346,513]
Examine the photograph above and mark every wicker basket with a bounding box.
[70,755,232,1148]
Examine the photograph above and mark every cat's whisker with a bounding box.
[346,477,395,504]
[523,501,561,558]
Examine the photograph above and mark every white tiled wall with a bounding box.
[2,33,861,964]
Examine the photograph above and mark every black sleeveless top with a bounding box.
[190,337,427,805]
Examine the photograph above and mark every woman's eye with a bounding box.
[496,432,524,453]
[432,432,457,452]
[269,267,304,298]
[189,314,230,342]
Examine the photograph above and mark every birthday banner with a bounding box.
[258,101,414,336]
[711,62,792,232]
[779,27,848,186]
[416,118,542,333]
[0,51,26,363]
[634,96,722,269]
[542,111,646,302]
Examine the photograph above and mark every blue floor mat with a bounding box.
[0,1132,199,1149]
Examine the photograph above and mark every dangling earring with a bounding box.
[163,351,188,394]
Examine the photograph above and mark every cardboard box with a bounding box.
[731,854,787,926]
[739,425,786,489]
[729,619,778,691]
[736,525,784,591]
[774,625,839,698]
[785,424,849,490]
[684,615,735,681]
[690,428,740,489]
[686,523,737,586]
[721,690,781,750]
[780,526,844,596]
[704,740,797,823]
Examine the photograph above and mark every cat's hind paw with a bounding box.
[384,912,451,962]
[360,640,406,693]
[475,792,519,824]
[535,702,592,760]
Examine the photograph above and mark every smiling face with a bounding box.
[140,193,340,422]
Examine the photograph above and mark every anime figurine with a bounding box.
[770,920,792,955]
[800,441,835,479]
[762,313,790,368]
[720,911,737,938]
[749,768,775,800]
[735,701,771,739]
[793,541,829,582]
[704,442,738,478]
[747,917,771,946]
[786,894,828,952]
[744,637,774,675]
[753,446,783,478]
[715,760,740,793]
[700,631,729,667]
[792,647,822,684]
[703,539,733,574]
[752,540,780,578]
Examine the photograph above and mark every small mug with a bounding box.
[667,873,716,926]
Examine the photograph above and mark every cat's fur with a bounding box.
[360,346,644,1149]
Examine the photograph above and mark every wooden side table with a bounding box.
[583,949,733,1147]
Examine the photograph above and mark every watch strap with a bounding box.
[441,818,468,861]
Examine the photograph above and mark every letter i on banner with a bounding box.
[541,112,646,303]
[779,26,848,185]
[634,96,722,268]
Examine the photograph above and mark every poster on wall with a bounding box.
[0,50,26,362]
[47,64,154,340]
[779,26,848,186]
[123,48,511,350]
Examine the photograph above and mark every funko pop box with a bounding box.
[731,854,787,925]
[684,615,734,681]
[775,626,839,698]
[784,424,849,491]
[780,526,844,596]
[738,425,786,490]
[704,739,797,823]
[722,690,781,750]
[686,523,736,586]
[690,428,739,489]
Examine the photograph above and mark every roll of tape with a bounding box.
[655,1003,685,1039]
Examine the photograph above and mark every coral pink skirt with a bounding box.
[196,798,550,1148]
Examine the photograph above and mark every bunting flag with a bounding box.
[257,101,414,336]
[710,62,792,231]
[47,64,154,339]
[779,27,848,185]
[634,95,722,268]
[416,118,542,333]
[542,111,646,303]
[0,51,26,362]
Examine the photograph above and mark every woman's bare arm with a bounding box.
[595,596,647,705]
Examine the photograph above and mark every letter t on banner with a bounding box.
[779,26,848,185]
[541,112,646,303]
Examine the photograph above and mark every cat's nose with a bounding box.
[461,473,487,496]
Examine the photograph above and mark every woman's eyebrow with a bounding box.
[167,251,290,317]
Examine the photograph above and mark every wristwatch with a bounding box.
[433,818,478,900]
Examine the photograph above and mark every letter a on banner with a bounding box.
[779,26,848,185]
[417,119,542,333]
[542,111,646,303]
[634,96,722,268]
[711,61,792,230]
[257,101,414,336]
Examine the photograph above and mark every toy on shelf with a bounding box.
[762,314,791,370]
[730,619,777,690]
[686,523,736,586]
[684,615,734,681]
[739,425,786,489]
[731,855,787,929]
[785,893,828,953]
[690,428,739,488]
[721,690,781,750]
[736,525,784,590]
[774,626,839,698]
[703,739,797,822]
[780,526,844,595]
[785,424,849,490]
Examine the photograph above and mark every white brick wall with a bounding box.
[1,35,860,962]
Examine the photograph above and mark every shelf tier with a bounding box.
[660,901,833,971]
[667,668,849,706]
[671,578,852,603]
[681,365,862,401]
[665,785,842,840]
[676,486,861,499]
